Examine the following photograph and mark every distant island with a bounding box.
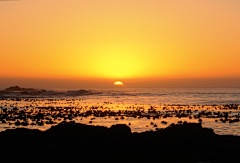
[4,86,42,92]
[0,86,99,97]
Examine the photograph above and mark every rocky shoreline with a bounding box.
[0,122,239,163]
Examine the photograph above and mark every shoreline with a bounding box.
[1,97,240,135]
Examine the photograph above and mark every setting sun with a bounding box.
[114,81,124,86]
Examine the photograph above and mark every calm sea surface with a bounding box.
[1,87,240,135]
[83,87,240,105]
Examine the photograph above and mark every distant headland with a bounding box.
[0,86,99,97]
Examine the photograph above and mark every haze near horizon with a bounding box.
[1,0,240,88]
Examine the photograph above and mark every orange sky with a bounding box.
[1,0,240,88]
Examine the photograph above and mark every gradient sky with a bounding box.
[1,0,240,88]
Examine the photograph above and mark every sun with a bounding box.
[114,81,124,86]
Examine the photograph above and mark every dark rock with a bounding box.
[5,86,35,92]
[0,122,239,163]
[109,124,131,135]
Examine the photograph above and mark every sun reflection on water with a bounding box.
[1,98,240,135]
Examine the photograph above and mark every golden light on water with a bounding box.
[114,81,124,86]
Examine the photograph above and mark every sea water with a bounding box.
[1,87,240,135]
[83,87,240,105]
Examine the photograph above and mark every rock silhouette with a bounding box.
[0,122,240,163]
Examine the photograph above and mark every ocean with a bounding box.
[84,87,240,105]
[1,87,240,135]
